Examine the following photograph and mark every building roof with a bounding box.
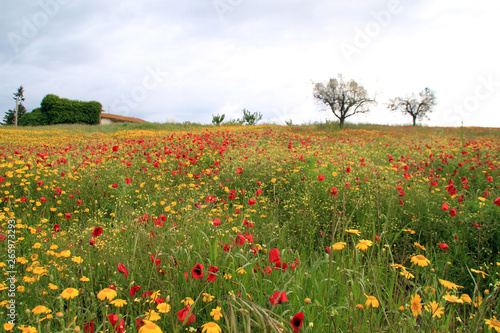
[100,112,148,123]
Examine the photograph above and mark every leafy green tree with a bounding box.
[313,74,376,128]
[2,86,26,125]
[386,88,437,126]
[212,114,225,126]
[239,108,263,126]
[2,104,26,125]
[18,108,48,126]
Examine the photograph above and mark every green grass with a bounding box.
[1,123,499,332]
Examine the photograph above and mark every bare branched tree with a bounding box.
[313,74,376,128]
[387,88,436,126]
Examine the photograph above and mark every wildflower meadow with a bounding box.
[1,123,500,332]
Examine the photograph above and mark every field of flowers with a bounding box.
[1,124,500,332]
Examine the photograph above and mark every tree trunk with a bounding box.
[412,116,417,127]
[339,117,345,128]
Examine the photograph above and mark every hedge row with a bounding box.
[19,94,102,126]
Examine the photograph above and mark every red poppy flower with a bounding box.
[290,311,304,332]
[112,145,119,152]
[269,248,281,264]
[248,198,256,206]
[112,183,118,188]
[125,178,132,184]
[108,314,125,333]
[243,219,254,228]
[223,244,231,252]
[375,235,379,242]
[84,320,95,333]
[236,167,243,174]
[487,176,493,182]
[89,238,96,246]
[176,305,196,324]
[207,266,219,283]
[37,181,43,186]
[318,174,325,181]
[328,187,338,197]
[255,189,263,196]
[53,224,61,232]
[494,197,500,206]
[441,203,449,211]
[130,285,141,297]
[438,243,449,250]
[346,167,351,173]
[92,227,103,237]
[109,284,117,290]
[20,197,27,202]
[244,232,254,244]
[117,263,128,278]
[77,199,82,205]
[235,232,246,246]
[191,263,204,279]
[135,319,145,330]
[65,213,71,219]
[450,208,457,217]
[150,254,161,266]
[0,235,6,241]
[212,218,221,227]
[269,291,288,305]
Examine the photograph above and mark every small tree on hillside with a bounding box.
[2,104,26,125]
[313,74,376,128]
[239,108,262,126]
[2,86,26,125]
[386,88,436,126]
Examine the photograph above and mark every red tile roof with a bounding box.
[100,113,147,123]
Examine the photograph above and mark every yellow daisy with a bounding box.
[345,229,361,236]
[443,295,463,304]
[424,301,444,318]
[485,317,500,332]
[110,299,127,307]
[181,297,194,306]
[210,306,223,321]
[97,288,117,301]
[414,242,426,251]
[201,322,222,333]
[157,303,171,313]
[356,240,373,251]
[60,288,79,300]
[71,256,83,264]
[331,242,347,250]
[439,279,463,290]
[32,305,51,315]
[460,294,472,304]
[138,320,163,333]
[365,294,379,308]
[411,294,422,317]
[410,255,430,267]
[3,323,15,331]
[145,309,161,321]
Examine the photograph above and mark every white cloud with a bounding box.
[1,0,499,127]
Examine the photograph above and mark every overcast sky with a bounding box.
[1,0,499,127]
